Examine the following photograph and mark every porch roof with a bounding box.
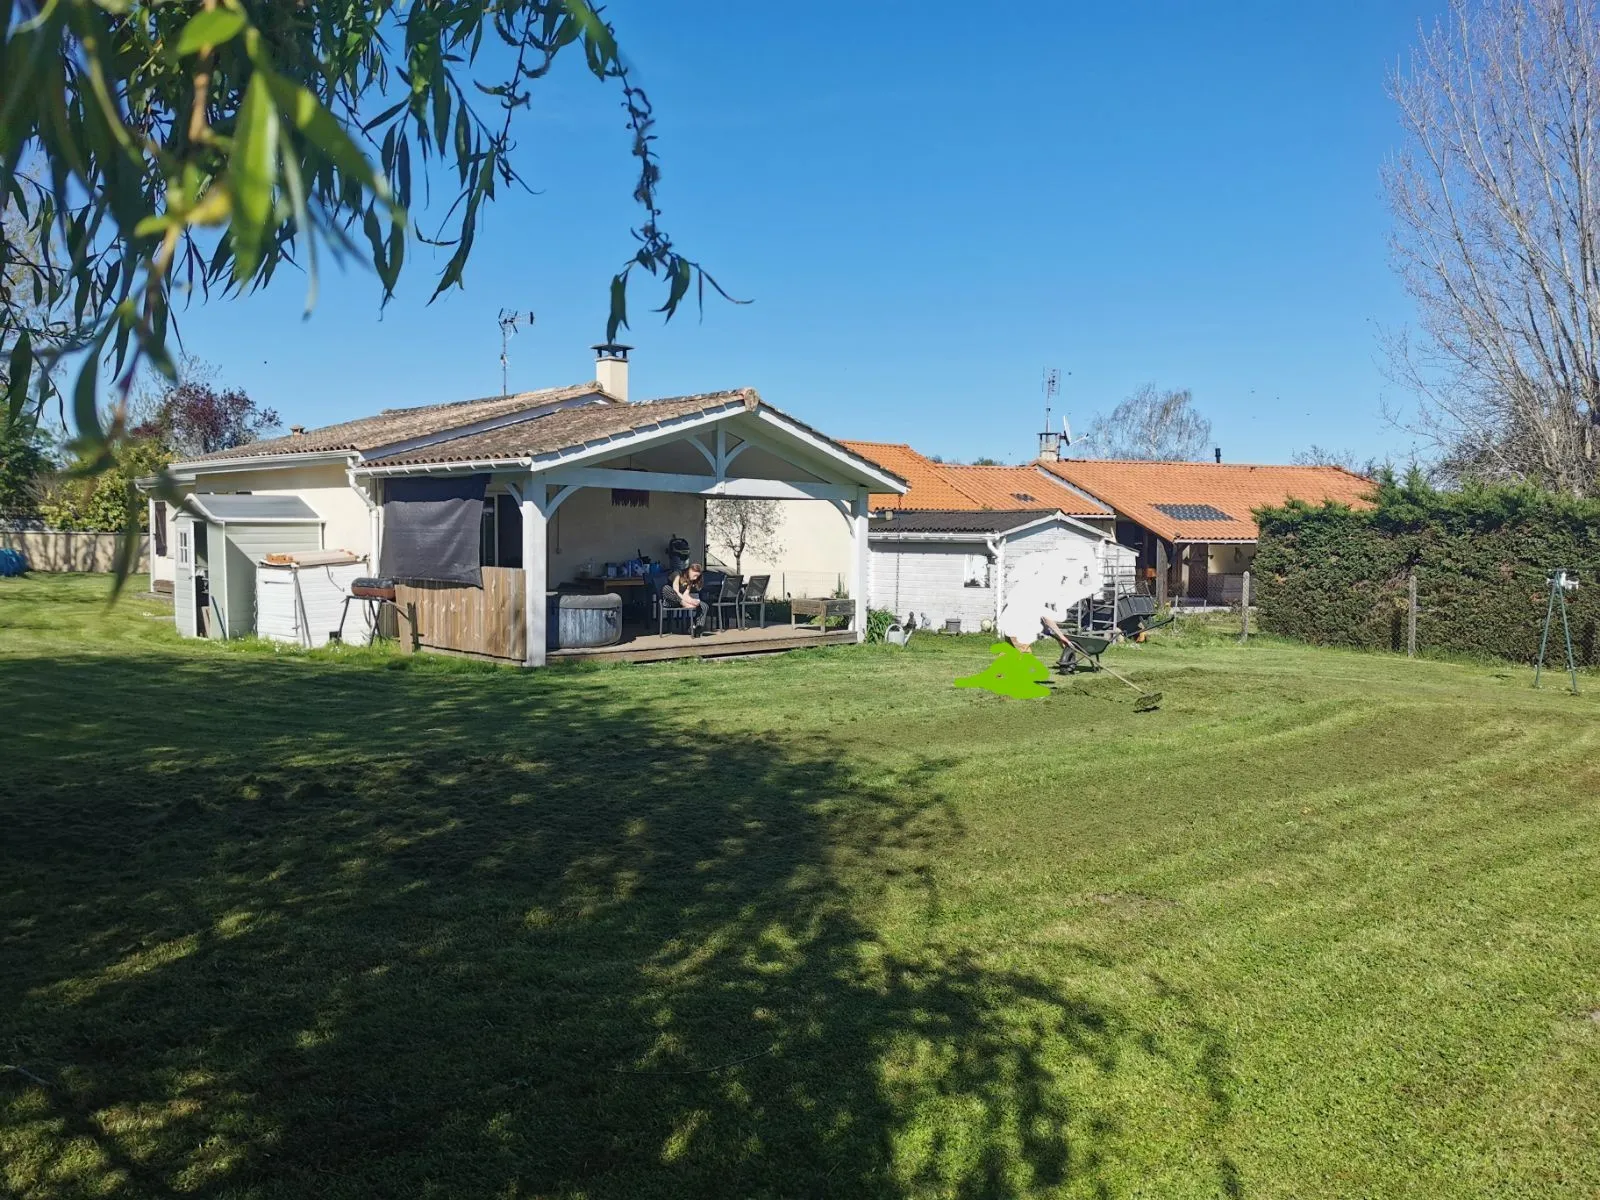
[358,389,908,493]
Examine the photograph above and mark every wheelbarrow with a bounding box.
[1055,630,1162,711]
[1115,593,1174,641]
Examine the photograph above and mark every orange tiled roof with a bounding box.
[839,441,1112,516]
[1038,458,1375,542]
[837,441,978,510]
[936,463,1111,518]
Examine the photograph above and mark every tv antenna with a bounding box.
[498,309,535,396]
[1038,368,1064,461]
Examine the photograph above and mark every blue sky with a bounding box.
[172,0,1443,466]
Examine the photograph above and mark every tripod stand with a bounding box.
[1534,569,1580,695]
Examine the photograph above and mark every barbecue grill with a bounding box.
[333,577,399,643]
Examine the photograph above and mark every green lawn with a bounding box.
[3,574,1599,1198]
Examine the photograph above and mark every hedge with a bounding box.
[1252,475,1600,665]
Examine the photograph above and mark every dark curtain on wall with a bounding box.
[379,475,488,585]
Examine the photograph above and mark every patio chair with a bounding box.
[738,574,770,628]
[655,580,698,635]
[707,573,743,630]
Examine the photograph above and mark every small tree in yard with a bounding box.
[707,499,783,576]
[0,420,52,519]
[135,379,279,458]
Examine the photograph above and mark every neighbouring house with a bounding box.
[868,508,1127,635]
[148,345,906,665]
[1035,458,1376,605]
[746,441,1119,594]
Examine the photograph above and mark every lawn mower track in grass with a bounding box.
[1,574,1598,1198]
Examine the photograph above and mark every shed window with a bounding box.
[611,488,649,508]
[153,501,168,557]
[963,554,991,588]
[176,527,191,567]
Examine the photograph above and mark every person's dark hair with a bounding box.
[673,562,703,593]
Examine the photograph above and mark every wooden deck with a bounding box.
[549,623,857,664]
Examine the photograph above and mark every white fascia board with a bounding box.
[1173,536,1258,545]
[354,457,533,478]
[538,466,854,501]
[868,531,993,544]
[167,449,358,479]
[749,407,907,493]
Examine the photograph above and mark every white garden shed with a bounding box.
[868,509,1128,635]
[172,494,329,640]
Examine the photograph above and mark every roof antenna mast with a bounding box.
[1038,368,1062,462]
[498,309,535,397]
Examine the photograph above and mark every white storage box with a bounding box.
[256,553,373,648]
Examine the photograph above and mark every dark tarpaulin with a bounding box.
[379,475,489,585]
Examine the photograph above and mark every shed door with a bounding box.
[173,518,197,638]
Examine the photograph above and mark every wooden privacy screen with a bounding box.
[395,566,527,662]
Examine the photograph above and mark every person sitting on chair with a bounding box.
[661,562,707,636]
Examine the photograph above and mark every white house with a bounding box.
[868,509,1133,635]
[147,345,907,664]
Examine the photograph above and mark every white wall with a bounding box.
[713,498,853,599]
[869,541,997,633]
[152,462,372,590]
[546,486,705,582]
[1207,542,1257,578]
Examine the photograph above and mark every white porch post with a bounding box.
[851,487,869,641]
[521,483,548,667]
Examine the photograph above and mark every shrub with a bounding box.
[1254,473,1600,665]
[864,608,896,643]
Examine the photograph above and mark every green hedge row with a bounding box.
[1252,475,1600,665]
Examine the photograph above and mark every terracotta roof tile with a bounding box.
[935,463,1111,517]
[1039,459,1375,542]
[838,441,978,510]
[176,383,609,463]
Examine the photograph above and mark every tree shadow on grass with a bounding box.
[1,652,1240,1198]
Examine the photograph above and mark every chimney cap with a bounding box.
[592,342,633,360]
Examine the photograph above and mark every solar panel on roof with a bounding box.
[1153,503,1233,522]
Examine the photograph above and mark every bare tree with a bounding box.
[1083,384,1213,461]
[1290,445,1391,477]
[706,499,783,576]
[1384,0,1600,495]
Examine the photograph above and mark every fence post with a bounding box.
[1239,570,1250,642]
[1407,570,1418,659]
